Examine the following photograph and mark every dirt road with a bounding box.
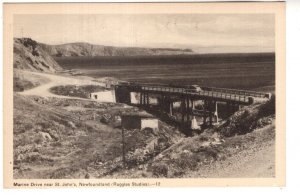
[19,70,105,98]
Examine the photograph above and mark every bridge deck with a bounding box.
[115,83,270,105]
[142,86,249,103]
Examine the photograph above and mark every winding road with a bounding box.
[19,70,106,99]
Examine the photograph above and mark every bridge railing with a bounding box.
[198,90,249,103]
[201,86,271,99]
[117,84,257,104]
[141,86,186,93]
[140,86,250,103]
[117,82,270,99]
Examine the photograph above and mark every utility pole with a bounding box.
[121,128,126,168]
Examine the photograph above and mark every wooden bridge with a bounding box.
[114,82,271,129]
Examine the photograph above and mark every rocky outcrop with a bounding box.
[14,38,62,72]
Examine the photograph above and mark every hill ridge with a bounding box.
[39,41,195,57]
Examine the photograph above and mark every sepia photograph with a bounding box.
[3,2,285,187]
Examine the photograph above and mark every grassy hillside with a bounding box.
[107,98,275,178]
[14,38,62,72]
[13,94,183,179]
[13,92,275,178]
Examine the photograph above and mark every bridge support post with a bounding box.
[203,100,207,127]
[226,102,241,117]
[209,101,213,126]
[214,101,219,124]
[146,92,150,106]
[181,97,186,125]
[169,101,173,116]
[160,95,165,113]
[231,103,238,113]
[227,102,233,117]
[235,104,240,112]
[143,92,146,107]
[186,96,190,122]
[140,92,143,106]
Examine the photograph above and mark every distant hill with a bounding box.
[14,38,62,72]
[40,42,195,57]
[13,37,195,73]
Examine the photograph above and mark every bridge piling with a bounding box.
[161,95,165,113]
[181,97,186,124]
[143,92,146,107]
[209,101,213,126]
[146,92,150,106]
[140,92,143,106]
[186,96,190,122]
[191,100,194,110]
[169,101,173,116]
[114,82,265,132]
[203,100,207,127]
[215,101,219,124]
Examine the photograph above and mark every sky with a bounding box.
[14,14,275,53]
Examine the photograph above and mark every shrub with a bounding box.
[49,85,105,98]
[14,134,32,147]
[13,77,35,92]
[151,163,168,177]
[172,152,198,171]
[50,141,62,147]
[33,134,43,144]
[258,95,275,117]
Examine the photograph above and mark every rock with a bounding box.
[201,141,211,147]
[143,149,149,155]
[212,132,220,139]
[17,154,25,161]
[101,114,111,124]
[182,150,190,154]
[157,154,164,159]
[39,132,52,141]
[138,165,144,170]
[47,129,60,141]
[68,121,76,129]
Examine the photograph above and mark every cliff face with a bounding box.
[14,38,62,72]
[40,42,194,57]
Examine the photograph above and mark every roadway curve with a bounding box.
[18,70,105,99]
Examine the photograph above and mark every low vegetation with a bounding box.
[49,85,105,98]
[13,94,182,179]
[105,97,275,178]
[13,75,276,179]
[14,77,36,92]
[219,96,275,137]
[13,70,50,92]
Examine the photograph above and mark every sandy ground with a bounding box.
[18,70,105,98]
